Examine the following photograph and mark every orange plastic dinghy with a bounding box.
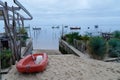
[16,53,48,73]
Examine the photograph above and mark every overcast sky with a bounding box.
[1,0,120,26]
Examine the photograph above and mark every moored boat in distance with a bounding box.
[70,27,81,30]
[56,26,60,28]
[24,26,30,29]
[64,26,68,28]
[52,26,60,29]
[33,27,41,30]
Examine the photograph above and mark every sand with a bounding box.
[2,53,120,80]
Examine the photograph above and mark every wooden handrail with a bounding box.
[13,0,33,20]
[0,0,33,20]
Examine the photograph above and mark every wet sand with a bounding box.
[32,49,62,55]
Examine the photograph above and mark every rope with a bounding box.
[26,64,30,73]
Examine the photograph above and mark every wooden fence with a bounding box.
[59,39,88,58]
[73,39,86,53]
[59,39,120,62]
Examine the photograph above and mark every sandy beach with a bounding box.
[2,49,120,80]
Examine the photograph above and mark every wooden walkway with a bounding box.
[59,39,89,58]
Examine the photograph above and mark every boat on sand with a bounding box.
[16,53,48,73]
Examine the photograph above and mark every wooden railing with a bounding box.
[59,39,88,58]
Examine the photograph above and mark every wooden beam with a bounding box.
[14,0,33,20]
[0,17,31,20]
[0,1,23,19]
[0,10,2,16]
[0,1,31,20]
[0,1,20,11]
[0,7,20,11]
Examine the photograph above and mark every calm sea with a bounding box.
[0,25,120,49]
[30,25,120,49]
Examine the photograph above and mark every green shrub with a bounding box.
[19,27,27,34]
[80,35,89,51]
[19,27,28,41]
[64,32,81,44]
[81,35,89,44]
[87,37,107,60]
[113,31,120,39]
[18,27,29,46]
[108,38,120,57]
[81,35,89,41]
[0,49,12,69]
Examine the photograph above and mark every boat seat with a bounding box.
[35,55,43,64]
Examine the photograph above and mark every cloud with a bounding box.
[87,0,120,9]
[1,0,120,25]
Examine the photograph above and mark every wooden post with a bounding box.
[17,13,20,31]
[3,2,16,64]
[61,25,64,38]
[12,6,21,61]
[21,17,24,27]
[29,24,31,37]
[0,40,2,80]
[12,6,18,61]
[17,13,22,59]
[0,0,33,62]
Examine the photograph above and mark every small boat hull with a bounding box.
[16,53,48,73]
[33,27,41,30]
[70,27,81,30]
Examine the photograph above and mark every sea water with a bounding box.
[30,25,120,49]
[0,24,120,49]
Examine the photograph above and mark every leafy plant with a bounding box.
[108,38,120,57]
[81,35,89,43]
[19,27,27,34]
[87,37,107,59]
[0,49,12,69]
[64,32,81,44]
[113,31,120,39]
[19,27,28,40]
[81,35,89,40]
[18,27,28,46]
[79,35,89,51]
